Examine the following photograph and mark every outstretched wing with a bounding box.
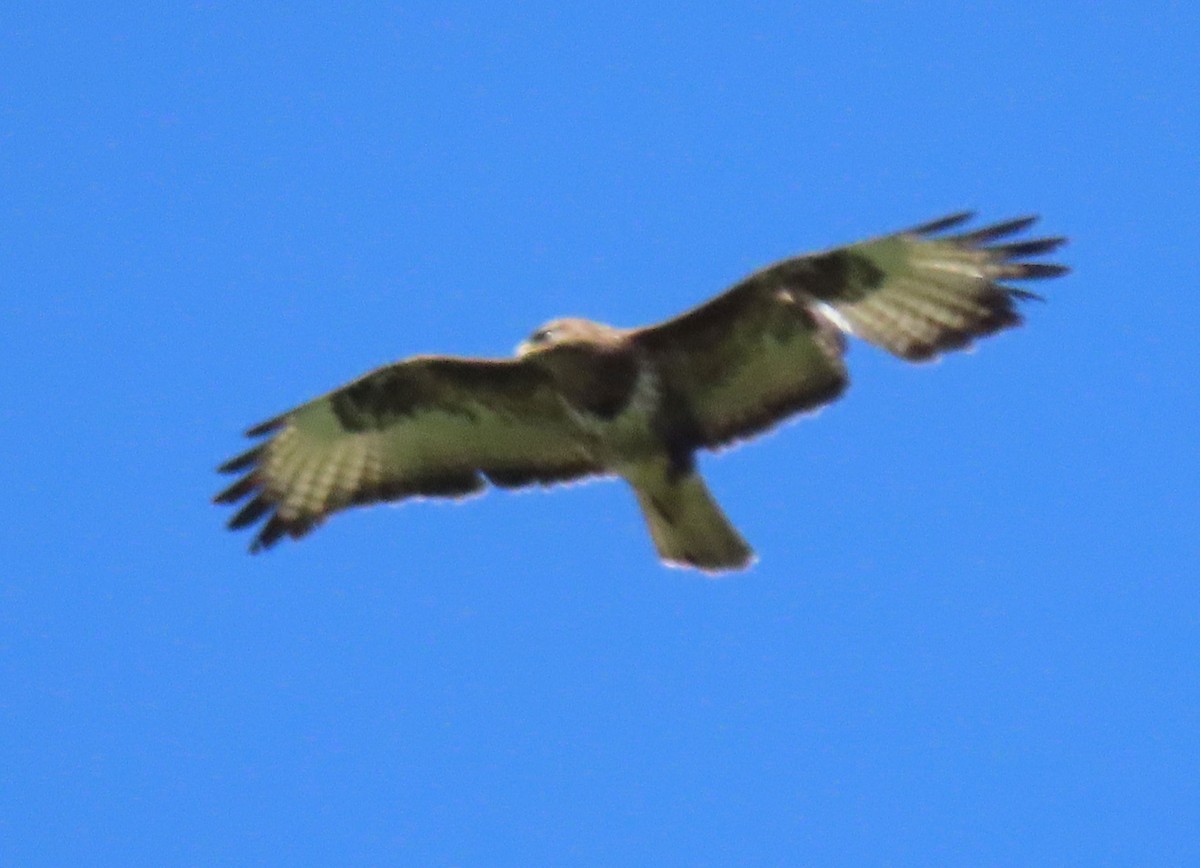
[214,357,603,552]
[753,212,1068,360]
[632,213,1068,448]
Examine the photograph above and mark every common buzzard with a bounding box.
[215,213,1067,573]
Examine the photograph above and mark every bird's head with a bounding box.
[515,318,624,358]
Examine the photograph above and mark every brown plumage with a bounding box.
[215,212,1068,573]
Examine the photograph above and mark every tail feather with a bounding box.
[630,469,755,575]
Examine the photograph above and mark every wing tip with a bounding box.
[951,214,1041,244]
[1002,286,1047,303]
[245,414,287,438]
[908,211,976,236]
[223,489,324,554]
[1015,262,1071,280]
[247,513,318,553]
[213,472,257,505]
[216,444,266,475]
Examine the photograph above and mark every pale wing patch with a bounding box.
[812,301,855,336]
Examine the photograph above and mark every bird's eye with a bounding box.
[531,327,556,343]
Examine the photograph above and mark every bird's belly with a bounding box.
[564,401,659,463]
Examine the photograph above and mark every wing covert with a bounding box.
[631,281,849,449]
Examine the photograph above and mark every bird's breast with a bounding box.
[561,366,665,464]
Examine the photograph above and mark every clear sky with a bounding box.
[3,3,1197,864]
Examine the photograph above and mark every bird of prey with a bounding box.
[215,212,1067,573]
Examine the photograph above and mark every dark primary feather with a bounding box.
[944,214,1038,244]
[905,211,976,235]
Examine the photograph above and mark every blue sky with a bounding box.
[3,3,1197,863]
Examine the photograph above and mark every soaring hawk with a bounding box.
[215,212,1067,572]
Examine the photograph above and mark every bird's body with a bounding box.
[517,323,756,570]
[216,212,1068,573]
